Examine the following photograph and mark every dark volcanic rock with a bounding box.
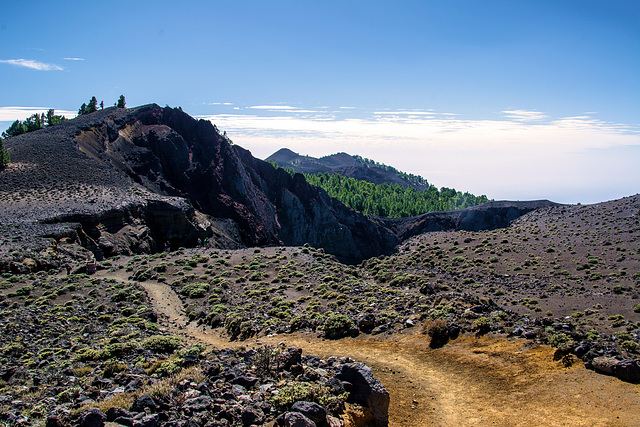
[1,105,398,263]
[383,200,559,242]
[276,411,316,427]
[591,357,619,375]
[130,394,157,413]
[290,401,327,427]
[336,363,389,427]
[614,359,640,383]
[77,408,106,427]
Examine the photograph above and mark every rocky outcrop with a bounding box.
[590,357,640,383]
[337,363,390,427]
[383,200,559,241]
[40,104,399,262]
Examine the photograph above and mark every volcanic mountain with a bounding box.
[0,104,555,268]
[267,148,431,191]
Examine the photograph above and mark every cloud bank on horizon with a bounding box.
[196,105,640,205]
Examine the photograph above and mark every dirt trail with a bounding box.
[132,277,640,426]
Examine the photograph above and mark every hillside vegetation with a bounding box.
[304,172,490,217]
[267,149,490,217]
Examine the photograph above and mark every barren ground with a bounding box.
[132,273,640,427]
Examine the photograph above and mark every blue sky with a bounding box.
[1,0,639,204]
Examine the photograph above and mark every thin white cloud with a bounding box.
[0,106,76,122]
[0,59,63,71]
[63,57,85,61]
[374,110,435,116]
[247,105,320,114]
[208,102,233,105]
[501,109,549,122]
[249,105,298,110]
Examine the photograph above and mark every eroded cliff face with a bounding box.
[71,104,399,262]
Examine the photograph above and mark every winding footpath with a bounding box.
[114,271,640,426]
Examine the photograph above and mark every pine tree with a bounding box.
[2,120,26,138]
[78,103,87,115]
[117,95,126,108]
[0,137,10,169]
[87,96,98,113]
[45,109,66,126]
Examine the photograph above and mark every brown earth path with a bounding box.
[101,268,640,427]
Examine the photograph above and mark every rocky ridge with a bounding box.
[1,104,556,271]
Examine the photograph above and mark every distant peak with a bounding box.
[273,148,298,156]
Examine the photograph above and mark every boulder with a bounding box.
[279,347,303,370]
[614,359,640,383]
[591,356,619,375]
[573,341,590,358]
[77,408,106,427]
[290,401,327,427]
[241,405,265,426]
[44,416,65,427]
[276,411,316,427]
[357,314,376,333]
[130,394,156,413]
[183,395,213,413]
[231,375,260,389]
[134,414,158,427]
[106,407,132,422]
[336,363,389,427]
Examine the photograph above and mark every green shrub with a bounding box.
[179,282,209,298]
[1,342,26,356]
[155,359,182,376]
[270,381,347,413]
[472,317,491,334]
[75,347,99,361]
[547,333,570,348]
[100,342,138,358]
[103,361,127,377]
[320,313,354,339]
[608,314,626,328]
[141,335,182,353]
[0,138,10,169]
[132,268,154,282]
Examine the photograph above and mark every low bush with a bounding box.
[180,282,209,298]
[423,318,449,348]
[270,381,346,414]
[472,317,491,334]
[320,313,354,339]
[141,335,182,353]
